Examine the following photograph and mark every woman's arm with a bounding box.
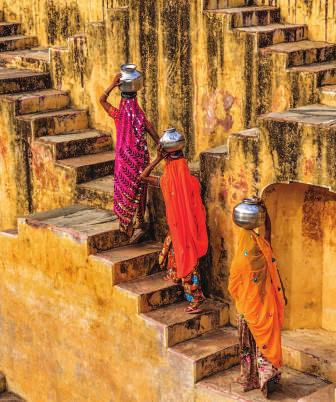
[99,74,121,114]
[145,118,160,145]
[140,149,166,186]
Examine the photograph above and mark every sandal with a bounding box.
[129,228,146,244]
[185,305,203,314]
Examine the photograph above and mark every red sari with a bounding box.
[160,157,208,278]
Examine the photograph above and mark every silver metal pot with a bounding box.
[159,128,186,152]
[119,63,143,93]
[233,198,266,230]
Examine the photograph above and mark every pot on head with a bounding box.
[233,198,266,230]
[119,63,143,93]
[160,128,185,153]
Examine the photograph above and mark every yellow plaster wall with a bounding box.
[0,0,255,160]
[201,117,336,329]
[0,222,207,401]
[0,100,30,229]
[263,183,336,331]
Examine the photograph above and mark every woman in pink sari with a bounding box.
[100,73,160,239]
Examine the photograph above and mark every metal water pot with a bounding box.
[119,63,143,93]
[159,128,186,152]
[233,198,266,230]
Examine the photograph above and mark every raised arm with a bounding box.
[99,73,121,114]
[140,148,166,186]
[145,118,160,145]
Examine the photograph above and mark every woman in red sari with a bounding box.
[140,146,208,313]
[100,74,160,240]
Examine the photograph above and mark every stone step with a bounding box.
[1,88,69,115]
[259,103,336,126]
[197,366,331,402]
[298,384,336,402]
[0,35,38,52]
[169,327,239,383]
[37,129,112,159]
[0,372,6,393]
[142,300,229,347]
[91,241,162,284]
[0,392,24,401]
[319,84,336,106]
[76,175,114,210]
[203,0,248,9]
[235,23,307,48]
[0,47,50,72]
[117,271,184,313]
[56,151,115,183]
[282,329,336,383]
[288,60,336,86]
[16,108,88,137]
[206,6,280,29]
[258,104,336,193]
[260,40,336,67]
[0,228,18,238]
[24,205,129,253]
[0,67,50,94]
[0,22,21,37]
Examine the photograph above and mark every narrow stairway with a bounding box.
[17,203,334,402]
[0,14,115,215]
[0,7,334,402]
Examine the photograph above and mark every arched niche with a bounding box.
[261,182,336,331]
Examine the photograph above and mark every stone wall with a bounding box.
[264,183,336,331]
[201,106,336,329]
[0,0,269,159]
[0,219,201,401]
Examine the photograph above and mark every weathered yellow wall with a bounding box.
[0,221,216,401]
[264,183,336,331]
[0,0,257,159]
[0,100,30,229]
[1,0,336,162]
[201,115,336,329]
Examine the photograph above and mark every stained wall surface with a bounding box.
[264,183,336,331]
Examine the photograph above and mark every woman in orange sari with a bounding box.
[140,147,208,313]
[228,206,286,398]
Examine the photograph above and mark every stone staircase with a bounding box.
[0,7,335,402]
[0,15,115,223]
[5,203,329,401]
[204,3,336,130]
[0,372,24,401]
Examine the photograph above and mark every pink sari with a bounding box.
[109,96,149,231]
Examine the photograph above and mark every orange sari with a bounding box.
[228,229,285,368]
[160,157,208,278]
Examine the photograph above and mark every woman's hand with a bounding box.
[112,73,121,88]
[156,144,168,161]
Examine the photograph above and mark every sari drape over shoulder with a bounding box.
[160,158,208,279]
[228,229,285,368]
